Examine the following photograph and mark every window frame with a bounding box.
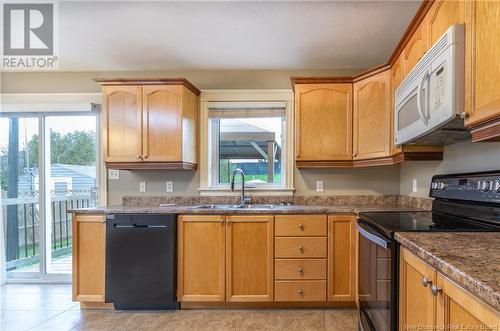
[199,90,295,196]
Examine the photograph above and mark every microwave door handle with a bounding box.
[417,70,430,125]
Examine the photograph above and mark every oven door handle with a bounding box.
[357,221,391,250]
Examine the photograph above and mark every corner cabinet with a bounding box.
[399,248,499,331]
[353,70,391,161]
[72,214,106,304]
[97,79,200,170]
[294,82,353,166]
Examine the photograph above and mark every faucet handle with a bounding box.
[243,197,252,203]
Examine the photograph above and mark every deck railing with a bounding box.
[2,191,96,270]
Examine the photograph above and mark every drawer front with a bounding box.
[275,237,327,258]
[275,281,327,301]
[275,215,327,236]
[275,259,327,280]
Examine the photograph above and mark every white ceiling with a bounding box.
[58,1,421,71]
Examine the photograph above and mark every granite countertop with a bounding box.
[395,232,500,312]
[68,203,423,215]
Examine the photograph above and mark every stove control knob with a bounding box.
[478,180,490,192]
[493,180,500,193]
[437,182,446,190]
[431,182,438,189]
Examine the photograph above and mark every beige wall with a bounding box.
[400,140,500,198]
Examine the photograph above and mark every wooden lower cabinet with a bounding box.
[226,215,274,302]
[328,215,356,302]
[400,248,499,331]
[275,280,327,302]
[177,215,226,302]
[72,214,106,303]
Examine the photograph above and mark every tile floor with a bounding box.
[0,284,359,331]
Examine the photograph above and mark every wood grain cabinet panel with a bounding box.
[275,237,327,258]
[72,214,106,303]
[403,22,429,74]
[328,215,356,302]
[275,280,327,302]
[275,259,327,280]
[353,70,392,160]
[295,84,353,161]
[103,86,143,163]
[226,215,274,302]
[391,54,405,156]
[467,1,500,128]
[426,0,460,45]
[399,248,437,331]
[275,215,327,237]
[177,215,226,302]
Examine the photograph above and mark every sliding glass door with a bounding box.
[1,113,97,280]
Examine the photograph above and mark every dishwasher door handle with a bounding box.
[113,224,168,229]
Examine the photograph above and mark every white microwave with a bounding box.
[395,24,468,146]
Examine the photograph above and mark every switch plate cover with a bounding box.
[166,181,174,193]
[139,181,146,193]
[108,169,120,180]
[316,180,324,192]
[412,179,418,192]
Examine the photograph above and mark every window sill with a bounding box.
[198,187,295,196]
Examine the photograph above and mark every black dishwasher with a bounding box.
[105,214,178,310]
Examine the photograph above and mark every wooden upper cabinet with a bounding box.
[177,215,226,302]
[103,86,143,163]
[97,79,200,169]
[328,215,356,302]
[399,248,437,331]
[467,1,500,130]
[295,83,353,161]
[72,214,106,303]
[142,85,182,162]
[226,215,274,302]
[353,70,391,160]
[403,22,429,74]
[426,0,461,45]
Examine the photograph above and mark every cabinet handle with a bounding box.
[431,284,442,296]
[421,276,432,288]
[298,289,304,296]
[298,245,304,252]
[220,218,225,225]
[298,267,304,273]
[136,154,142,160]
[298,223,304,231]
[143,155,149,159]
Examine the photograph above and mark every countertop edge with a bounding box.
[395,232,500,312]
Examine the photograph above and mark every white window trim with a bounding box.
[199,90,295,196]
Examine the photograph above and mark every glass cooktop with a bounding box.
[358,211,500,238]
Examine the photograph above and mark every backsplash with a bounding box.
[122,195,432,210]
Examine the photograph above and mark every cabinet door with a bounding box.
[177,215,225,302]
[467,1,500,126]
[295,84,352,161]
[403,22,429,74]
[391,54,406,156]
[226,215,274,302]
[353,70,391,160]
[327,215,356,302]
[103,86,143,162]
[72,214,106,302]
[436,273,499,330]
[426,0,460,45]
[142,85,182,162]
[399,248,437,331]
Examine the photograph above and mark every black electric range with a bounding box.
[356,170,500,331]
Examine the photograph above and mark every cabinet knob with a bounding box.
[421,276,432,288]
[143,155,149,159]
[298,289,304,296]
[431,284,442,296]
[298,223,304,231]
[136,154,142,160]
[220,219,225,224]
[298,245,304,252]
[298,267,304,273]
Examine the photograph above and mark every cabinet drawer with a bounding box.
[275,237,327,258]
[275,215,327,236]
[275,259,326,280]
[275,281,326,301]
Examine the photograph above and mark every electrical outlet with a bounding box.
[139,181,146,193]
[316,180,324,192]
[166,181,174,193]
[412,179,418,193]
[108,169,120,180]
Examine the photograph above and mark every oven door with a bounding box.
[357,219,395,331]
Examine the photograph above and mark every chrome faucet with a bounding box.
[230,168,250,206]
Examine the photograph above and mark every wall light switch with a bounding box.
[139,181,147,193]
[166,181,174,193]
[316,180,324,192]
[108,169,120,180]
[412,179,418,193]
